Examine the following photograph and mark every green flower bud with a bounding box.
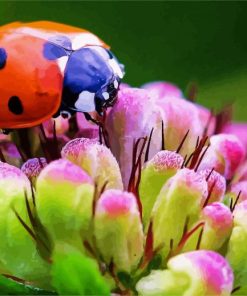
[227,200,247,287]
[61,138,123,191]
[151,168,207,258]
[184,202,233,252]
[139,150,183,228]
[136,250,233,296]
[36,159,94,252]
[94,189,144,273]
[0,162,49,285]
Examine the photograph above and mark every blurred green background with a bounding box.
[0,1,247,120]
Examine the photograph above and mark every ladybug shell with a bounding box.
[0,21,109,129]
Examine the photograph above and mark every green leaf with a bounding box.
[0,274,56,295]
[51,252,110,295]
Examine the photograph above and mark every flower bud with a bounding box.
[142,81,183,99]
[228,181,247,204]
[184,202,233,252]
[136,250,233,296]
[222,122,247,152]
[198,169,226,203]
[0,162,49,284]
[62,138,123,190]
[105,88,162,189]
[233,160,247,183]
[94,189,144,272]
[36,159,94,251]
[151,168,207,257]
[157,96,205,157]
[21,157,47,184]
[227,201,247,288]
[139,150,183,228]
[0,140,21,167]
[199,134,245,180]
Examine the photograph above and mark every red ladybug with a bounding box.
[0,21,124,131]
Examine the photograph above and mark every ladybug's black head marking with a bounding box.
[8,96,24,115]
[0,48,7,69]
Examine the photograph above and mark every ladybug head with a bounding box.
[60,45,125,117]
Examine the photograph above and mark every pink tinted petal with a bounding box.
[229,181,247,203]
[105,88,162,188]
[198,169,226,203]
[0,161,24,179]
[179,168,208,201]
[76,113,99,139]
[39,159,93,185]
[234,160,247,182]
[157,96,205,156]
[199,134,245,179]
[222,122,247,151]
[43,117,69,136]
[97,189,138,217]
[150,150,184,172]
[185,250,233,294]
[119,82,131,90]
[213,134,245,176]
[0,140,21,166]
[21,157,47,181]
[142,81,183,99]
[61,137,98,159]
[202,202,233,234]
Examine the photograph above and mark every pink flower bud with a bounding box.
[105,88,162,188]
[198,169,226,203]
[21,157,47,184]
[199,134,245,179]
[142,81,183,99]
[184,202,233,252]
[222,122,247,152]
[156,96,205,157]
[136,250,233,296]
[0,140,21,167]
[228,181,247,204]
[94,189,144,272]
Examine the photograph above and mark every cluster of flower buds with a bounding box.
[0,81,247,295]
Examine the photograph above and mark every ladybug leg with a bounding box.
[0,129,12,135]
[83,112,101,126]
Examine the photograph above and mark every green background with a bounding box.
[0,1,247,120]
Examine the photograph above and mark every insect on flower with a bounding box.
[0,21,124,133]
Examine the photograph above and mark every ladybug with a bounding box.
[0,21,124,131]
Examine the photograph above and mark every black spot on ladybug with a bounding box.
[8,96,23,115]
[0,48,7,69]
